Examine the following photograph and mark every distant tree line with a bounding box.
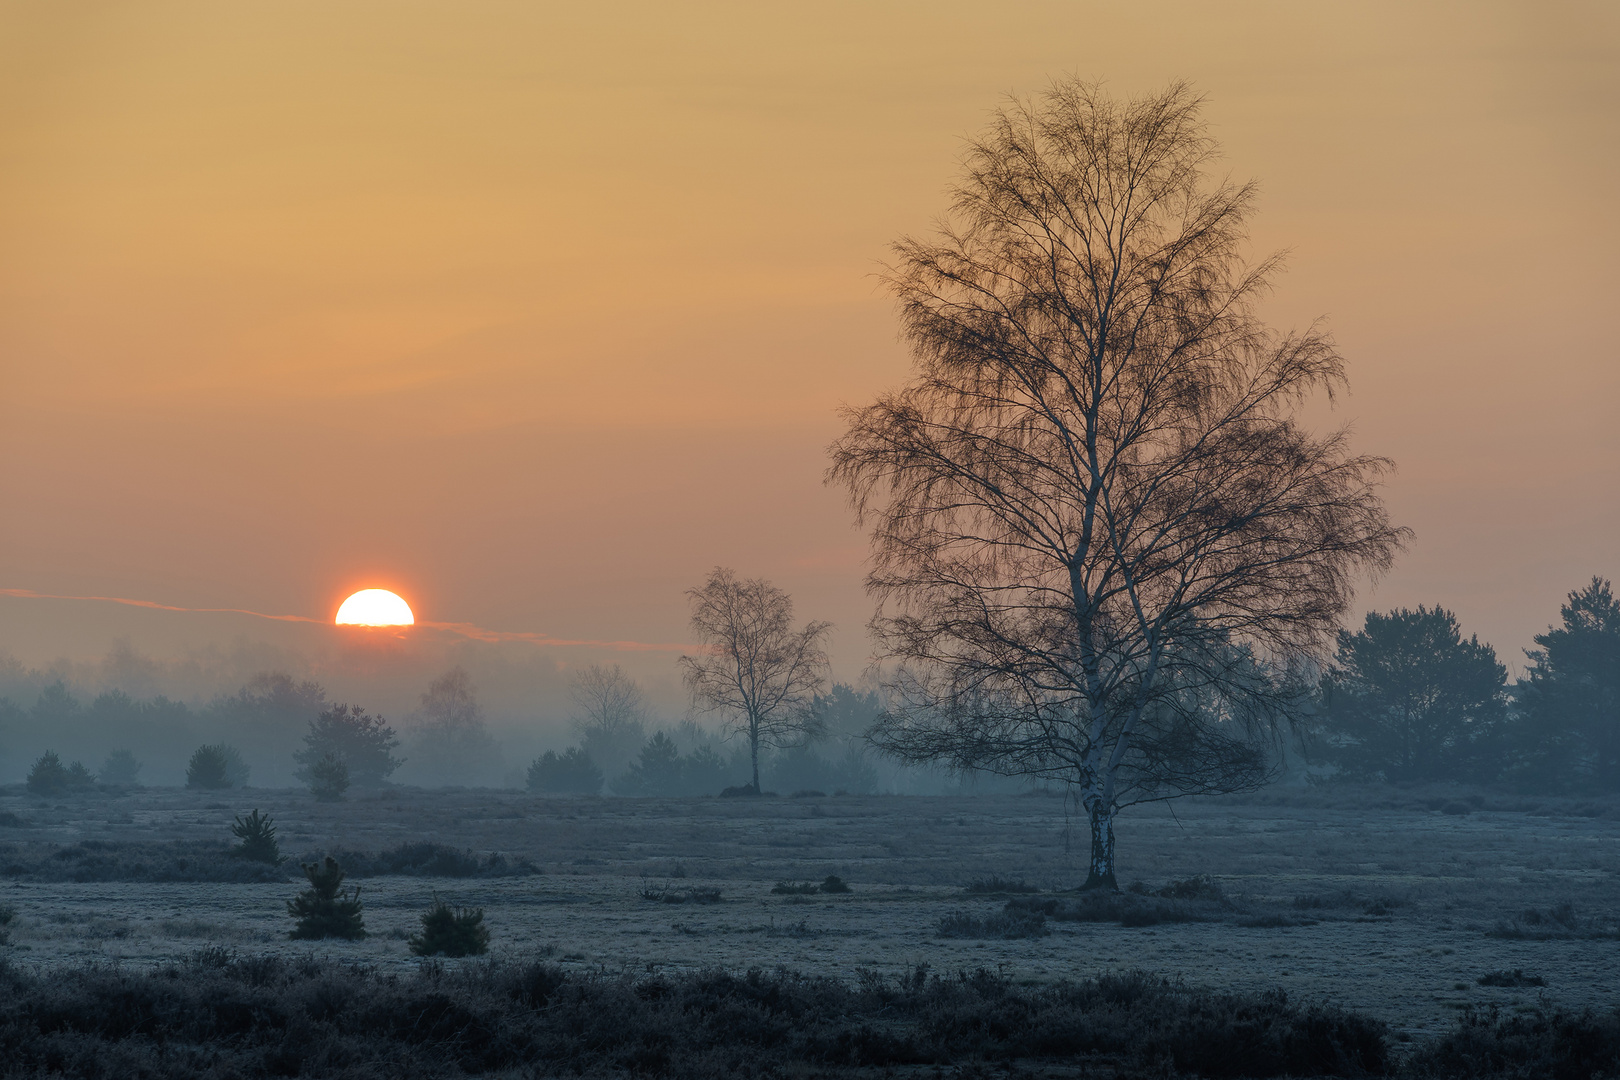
[1309,576,1619,792]
[524,662,884,798]
[0,665,494,794]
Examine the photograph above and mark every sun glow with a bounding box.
[335,589,415,627]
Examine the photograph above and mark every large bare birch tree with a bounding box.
[828,81,1406,887]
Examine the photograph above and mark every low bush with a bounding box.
[819,874,851,893]
[641,881,723,904]
[1476,969,1546,988]
[0,840,536,883]
[936,908,1048,939]
[771,880,820,895]
[1008,887,1222,927]
[325,842,539,878]
[1404,1004,1620,1079]
[1487,902,1619,940]
[720,783,776,797]
[0,958,1401,1078]
[1128,874,1227,902]
[964,874,1039,894]
[408,896,490,957]
[0,839,288,883]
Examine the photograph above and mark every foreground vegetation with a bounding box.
[2,951,1614,1078]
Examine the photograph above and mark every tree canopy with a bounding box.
[828,79,1405,886]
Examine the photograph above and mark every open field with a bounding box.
[2,784,1617,1044]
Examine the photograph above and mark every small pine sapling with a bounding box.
[408,895,490,957]
[308,753,351,802]
[287,856,366,940]
[230,809,283,864]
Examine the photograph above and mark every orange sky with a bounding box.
[2,1,1616,710]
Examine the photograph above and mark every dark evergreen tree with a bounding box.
[287,857,366,939]
[98,748,142,786]
[615,732,685,796]
[230,809,283,864]
[186,744,239,789]
[26,750,81,795]
[408,895,490,956]
[525,747,603,795]
[1319,607,1506,782]
[1513,577,1620,791]
[680,744,735,794]
[294,704,402,788]
[308,752,351,801]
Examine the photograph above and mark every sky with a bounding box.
[1,0,1616,718]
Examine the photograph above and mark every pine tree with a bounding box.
[229,809,283,864]
[287,856,366,939]
[308,753,351,802]
[408,895,490,957]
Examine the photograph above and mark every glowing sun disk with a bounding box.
[335,589,414,626]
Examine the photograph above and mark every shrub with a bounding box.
[287,856,366,939]
[0,958,1404,1078]
[1404,1004,1620,1079]
[319,842,538,878]
[526,747,603,795]
[936,908,1049,938]
[98,749,142,786]
[771,881,820,895]
[228,809,282,865]
[965,875,1039,894]
[1007,890,1217,927]
[307,752,350,801]
[186,744,248,789]
[1477,968,1546,988]
[640,881,722,904]
[1487,902,1618,940]
[720,783,762,797]
[26,750,93,796]
[408,895,490,956]
[820,874,851,894]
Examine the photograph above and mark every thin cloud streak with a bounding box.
[0,588,691,652]
[0,587,326,624]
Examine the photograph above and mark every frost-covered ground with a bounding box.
[1,784,1616,1041]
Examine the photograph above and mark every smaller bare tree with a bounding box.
[568,663,647,781]
[408,667,498,786]
[679,567,832,793]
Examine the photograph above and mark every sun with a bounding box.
[335,589,415,627]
